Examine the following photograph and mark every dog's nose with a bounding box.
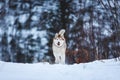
[57,42,60,45]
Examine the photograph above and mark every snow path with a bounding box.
[0,59,120,80]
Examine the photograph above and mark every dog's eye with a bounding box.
[61,38,64,40]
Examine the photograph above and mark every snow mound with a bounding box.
[0,59,120,80]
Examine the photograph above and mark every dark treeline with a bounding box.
[0,0,120,64]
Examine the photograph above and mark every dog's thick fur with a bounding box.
[52,29,66,64]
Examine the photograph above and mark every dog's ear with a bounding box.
[59,29,65,36]
[55,33,58,38]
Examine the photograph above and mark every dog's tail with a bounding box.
[59,29,65,36]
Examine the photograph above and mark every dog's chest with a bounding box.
[53,45,66,53]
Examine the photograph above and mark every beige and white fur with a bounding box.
[52,29,66,64]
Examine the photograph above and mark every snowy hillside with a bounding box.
[0,59,120,80]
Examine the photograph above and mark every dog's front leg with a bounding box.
[61,55,65,64]
[55,56,59,64]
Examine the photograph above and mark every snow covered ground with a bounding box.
[0,59,120,80]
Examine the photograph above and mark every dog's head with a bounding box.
[53,29,65,47]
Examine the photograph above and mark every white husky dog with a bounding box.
[52,29,66,64]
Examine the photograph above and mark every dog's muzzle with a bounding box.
[57,42,60,46]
